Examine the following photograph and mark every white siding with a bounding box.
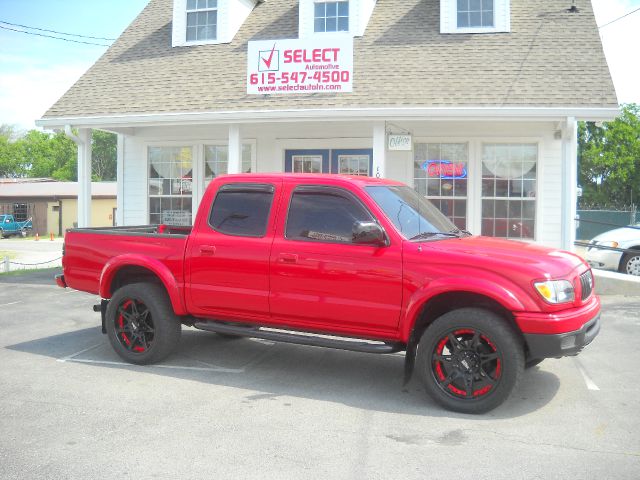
[119,120,565,248]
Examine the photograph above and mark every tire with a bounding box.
[106,283,181,365]
[415,308,524,414]
[620,251,640,276]
[525,358,544,369]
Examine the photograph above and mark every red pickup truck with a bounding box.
[56,174,600,413]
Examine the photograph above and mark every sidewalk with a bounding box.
[0,237,64,273]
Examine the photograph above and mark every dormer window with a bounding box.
[314,1,349,33]
[172,0,257,47]
[457,0,494,28]
[186,0,217,41]
[441,0,509,34]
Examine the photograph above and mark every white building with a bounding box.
[37,0,618,249]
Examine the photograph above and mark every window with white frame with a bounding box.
[414,143,468,230]
[292,155,323,173]
[204,144,253,187]
[441,0,509,34]
[457,0,494,28]
[149,147,193,226]
[314,1,349,33]
[337,154,369,176]
[186,0,217,42]
[481,143,537,239]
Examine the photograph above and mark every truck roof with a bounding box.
[213,173,406,188]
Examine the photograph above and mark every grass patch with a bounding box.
[0,251,17,260]
[0,266,60,277]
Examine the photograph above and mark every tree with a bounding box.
[578,104,640,209]
[92,130,117,181]
[18,130,77,181]
[0,124,23,177]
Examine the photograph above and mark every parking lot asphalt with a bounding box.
[0,270,639,480]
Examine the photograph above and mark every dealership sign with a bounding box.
[247,38,353,95]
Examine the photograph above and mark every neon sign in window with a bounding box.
[421,160,468,179]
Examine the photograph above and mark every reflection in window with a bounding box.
[204,144,253,188]
[186,0,217,41]
[338,155,369,176]
[481,143,537,239]
[457,0,494,28]
[149,146,193,225]
[414,143,468,230]
[292,155,322,174]
[209,186,273,237]
[314,1,349,33]
[286,189,372,243]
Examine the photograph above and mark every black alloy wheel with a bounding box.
[106,283,181,364]
[416,308,524,414]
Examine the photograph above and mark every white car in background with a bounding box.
[585,224,640,276]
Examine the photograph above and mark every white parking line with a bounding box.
[57,343,244,373]
[0,301,21,307]
[575,359,600,391]
[63,358,244,373]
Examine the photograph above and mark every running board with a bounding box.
[192,321,404,354]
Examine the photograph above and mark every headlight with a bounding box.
[534,280,575,304]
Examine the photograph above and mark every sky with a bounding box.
[0,0,639,132]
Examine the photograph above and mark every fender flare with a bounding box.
[400,276,531,342]
[99,254,187,316]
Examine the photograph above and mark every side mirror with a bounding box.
[352,221,387,247]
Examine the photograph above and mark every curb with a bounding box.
[594,269,640,296]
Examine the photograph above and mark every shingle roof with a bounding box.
[42,0,618,120]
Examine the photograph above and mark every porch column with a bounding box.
[561,117,578,251]
[228,124,241,174]
[372,122,386,178]
[77,128,92,228]
[116,134,124,226]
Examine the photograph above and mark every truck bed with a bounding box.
[62,225,191,296]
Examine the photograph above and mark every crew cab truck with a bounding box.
[56,174,600,413]
[0,214,32,238]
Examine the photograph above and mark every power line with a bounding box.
[0,24,111,47]
[599,6,640,29]
[0,20,115,40]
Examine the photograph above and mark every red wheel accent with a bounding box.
[114,297,155,354]
[431,328,502,399]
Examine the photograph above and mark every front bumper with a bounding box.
[523,313,601,359]
[584,247,622,271]
[55,274,67,288]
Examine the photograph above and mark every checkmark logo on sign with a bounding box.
[258,43,279,72]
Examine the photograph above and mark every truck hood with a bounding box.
[411,235,587,280]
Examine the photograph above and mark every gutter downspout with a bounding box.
[64,125,92,228]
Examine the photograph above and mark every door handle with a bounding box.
[199,245,216,256]
[279,253,298,264]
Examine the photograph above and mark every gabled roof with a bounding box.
[41,0,618,122]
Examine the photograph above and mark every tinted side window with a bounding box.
[286,188,373,243]
[209,185,274,237]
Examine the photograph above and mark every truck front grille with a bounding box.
[580,270,594,301]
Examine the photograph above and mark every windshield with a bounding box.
[366,186,463,241]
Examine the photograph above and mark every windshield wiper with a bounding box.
[450,227,472,236]
[409,231,461,241]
